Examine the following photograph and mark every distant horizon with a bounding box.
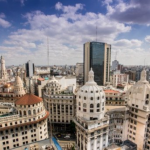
[0,0,150,65]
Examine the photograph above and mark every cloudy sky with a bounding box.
[0,0,150,66]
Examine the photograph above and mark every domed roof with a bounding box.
[77,68,104,95]
[15,93,42,105]
[48,76,58,83]
[15,75,22,84]
[76,69,105,120]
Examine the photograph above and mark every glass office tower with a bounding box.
[84,42,111,85]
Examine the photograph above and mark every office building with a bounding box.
[26,60,35,78]
[112,60,119,71]
[84,42,111,85]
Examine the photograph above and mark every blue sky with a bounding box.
[0,0,150,66]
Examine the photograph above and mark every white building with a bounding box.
[75,63,83,77]
[0,56,8,82]
[43,76,75,132]
[111,70,129,87]
[37,76,76,97]
[0,93,49,150]
[73,69,109,150]
[126,69,150,150]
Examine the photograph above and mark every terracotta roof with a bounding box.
[104,90,120,93]
[38,78,45,81]
[15,93,42,105]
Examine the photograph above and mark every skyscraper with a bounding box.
[26,60,35,77]
[84,42,111,85]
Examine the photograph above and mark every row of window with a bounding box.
[79,96,104,100]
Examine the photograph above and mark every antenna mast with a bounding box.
[96,25,97,42]
[115,51,118,60]
[47,37,49,67]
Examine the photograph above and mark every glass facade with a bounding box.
[90,42,105,85]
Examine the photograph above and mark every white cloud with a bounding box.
[0,18,11,28]
[145,36,150,43]
[104,0,150,25]
[0,2,135,65]
[55,2,63,10]
[113,39,142,48]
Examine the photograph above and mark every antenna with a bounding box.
[115,51,118,60]
[96,24,97,42]
[144,58,146,68]
[47,37,49,67]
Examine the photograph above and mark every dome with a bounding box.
[48,76,58,83]
[15,76,23,85]
[15,93,42,105]
[127,69,150,111]
[76,68,105,120]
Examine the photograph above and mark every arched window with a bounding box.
[97,97,99,100]
[79,102,81,106]
[145,100,149,105]
[90,104,94,108]
[97,104,100,107]
[24,111,26,116]
[83,103,86,108]
[33,109,36,114]
[91,97,93,100]
[84,97,86,100]
[19,110,22,116]
[28,110,31,115]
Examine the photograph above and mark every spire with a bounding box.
[88,68,94,82]
[140,68,147,81]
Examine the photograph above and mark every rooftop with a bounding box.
[15,93,42,105]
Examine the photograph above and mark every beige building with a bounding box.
[0,56,8,82]
[0,75,26,102]
[43,76,75,131]
[74,69,109,150]
[125,69,150,150]
[104,85,127,106]
[84,42,111,85]
[0,93,49,150]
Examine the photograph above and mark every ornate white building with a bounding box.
[43,76,75,132]
[0,93,49,150]
[0,56,7,81]
[126,69,150,150]
[73,69,109,150]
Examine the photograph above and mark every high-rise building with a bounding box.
[83,42,111,85]
[25,60,35,78]
[0,56,7,81]
[111,60,119,71]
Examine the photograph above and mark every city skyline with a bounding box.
[0,0,150,66]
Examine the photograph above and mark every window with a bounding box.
[79,102,81,106]
[146,94,149,99]
[84,97,86,100]
[83,103,86,108]
[91,97,93,100]
[90,104,94,108]
[97,97,99,100]
[97,104,100,107]
[145,100,149,105]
